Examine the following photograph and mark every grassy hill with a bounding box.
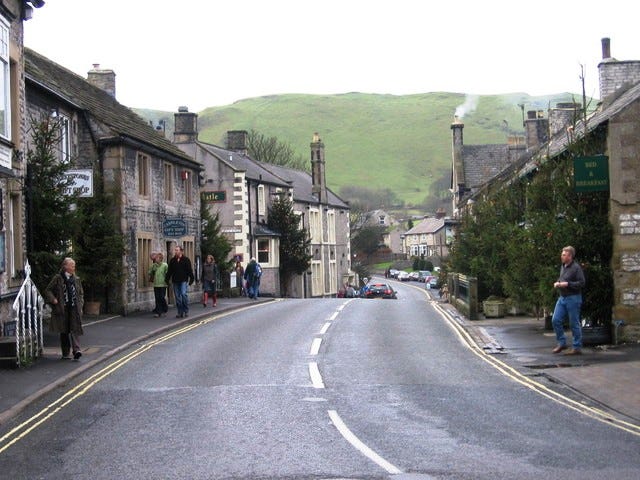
[136,91,577,211]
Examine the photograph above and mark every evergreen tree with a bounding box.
[73,171,126,309]
[25,116,78,288]
[201,204,233,275]
[351,225,386,263]
[267,196,312,296]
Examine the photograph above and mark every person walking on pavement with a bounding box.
[235,260,245,296]
[149,252,169,317]
[201,254,219,307]
[244,257,262,299]
[551,245,586,355]
[45,257,84,360]
[166,245,194,318]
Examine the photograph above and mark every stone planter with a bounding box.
[84,301,101,316]
[582,325,612,345]
[483,301,505,318]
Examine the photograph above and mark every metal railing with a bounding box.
[9,261,45,367]
[448,273,478,320]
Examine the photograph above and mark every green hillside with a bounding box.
[136,91,577,210]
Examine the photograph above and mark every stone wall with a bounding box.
[608,98,640,341]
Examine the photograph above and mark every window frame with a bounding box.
[0,17,10,142]
[164,162,174,201]
[137,152,151,197]
[257,184,265,216]
[327,209,336,244]
[137,235,153,289]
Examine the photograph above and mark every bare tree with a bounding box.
[247,130,307,170]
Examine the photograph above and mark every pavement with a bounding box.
[1,292,639,431]
[427,289,640,426]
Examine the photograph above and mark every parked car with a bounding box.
[408,271,420,281]
[397,271,410,281]
[365,283,397,299]
[426,276,438,289]
[418,270,432,282]
[389,269,399,279]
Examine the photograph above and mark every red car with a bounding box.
[365,283,397,299]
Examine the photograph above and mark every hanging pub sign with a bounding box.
[574,155,609,192]
[201,190,226,203]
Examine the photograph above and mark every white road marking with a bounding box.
[337,304,345,311]
[319,322,331,334]
[310,337,322,356]
[329,311,339,321]
[328,410,403,475]
[308,362,325,389]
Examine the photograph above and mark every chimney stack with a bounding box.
[87,64,116,98]
[227,130,249,155]
[173,106,198,143]
[451,119,466,202]
[310,132,327,203]
[598,37,640,104]
[524,110,549,149]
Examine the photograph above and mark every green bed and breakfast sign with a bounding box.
[574,155,609,192]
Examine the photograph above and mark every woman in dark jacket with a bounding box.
[45,257,84,360]
[201,254,219,307]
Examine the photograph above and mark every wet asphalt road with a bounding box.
[1,283,639,479]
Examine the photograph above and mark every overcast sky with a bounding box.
[23,0,637,112]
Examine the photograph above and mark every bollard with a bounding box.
[613,319,625,345]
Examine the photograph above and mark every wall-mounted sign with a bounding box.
[202,190,226,203]
[222,226,242,234]
[163,218,187,237]
[0,144,10,170]
[574,155,609,192]
[64,169,94,197]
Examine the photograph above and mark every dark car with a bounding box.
[365,282,397,299]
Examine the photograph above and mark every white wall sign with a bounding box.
[64,169,93,197]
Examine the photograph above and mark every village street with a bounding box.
[0,284,638,479]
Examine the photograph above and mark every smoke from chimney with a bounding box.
[454,94,479,118]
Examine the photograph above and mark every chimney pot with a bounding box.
[601,37,611,60]
[178,106,189,113]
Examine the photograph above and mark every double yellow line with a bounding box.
[0,302,271,454]
[429,296,640,437]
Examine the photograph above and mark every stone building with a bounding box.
[0,1,45,337]
[24,48,202,314]
[402,213,454,263]
[266,134,352,297]
[172,111,351,297]
[455,38,640,341]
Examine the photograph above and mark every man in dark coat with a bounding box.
[166,245,195,318]
[45,257,84,360]
[243,257,262,299]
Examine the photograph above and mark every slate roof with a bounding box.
[479,80,640,193]
[24,48,198,167]
[405,217,445,235]
[462,144,515,189]
[265,163,349,209]
[196,141,289,187]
